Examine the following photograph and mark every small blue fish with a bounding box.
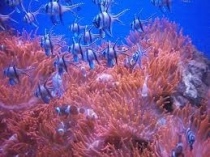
[186,128,195,150]
[3,65,30,85]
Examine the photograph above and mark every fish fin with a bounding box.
[61,3,84,13]
[112,9,129,24]
[9,78,18,85]
[42,96,51,104]
[89,61,94,69]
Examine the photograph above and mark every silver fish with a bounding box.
[82,25,101,44]
[69,18,86,37]
[124,43,150,70]
[34,80,53,104]
[22,0,43,28]
[40,29,53,56]
[92,8,129,37]
[45,1,84,24]
[51,72,64,97]
[54,54,69,75]
[3,65,30,85]
[86,48,100,69]
[68,37,97,62]
[131,9,156,32]
[68,37,85,62]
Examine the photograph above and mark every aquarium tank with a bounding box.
[0,0,209,157]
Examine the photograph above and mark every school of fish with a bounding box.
[0,0,196,156]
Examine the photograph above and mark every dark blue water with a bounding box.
[1,0,210,58]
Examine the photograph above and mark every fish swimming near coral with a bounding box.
[51,72,64,97]
[34,80,53,104]
[55,104,79,115]
[3,65,31,85]
[102,40,128,67]
[54,53,69,75]
[69,37,97,62]
[186,128,195,150]
[86,48,100,69]
[82,25,101,44]
[171,134,184,157]
[40,29,54,56]
[124,43,148,70]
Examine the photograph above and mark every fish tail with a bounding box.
[63,3,84,13]
[113,9,129,24]
[8,10,19,23]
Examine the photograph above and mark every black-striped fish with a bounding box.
[45,0,84,24]
[3,65,31,85]
[186,128,195,150]
[92,8,129,37]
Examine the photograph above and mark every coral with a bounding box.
[0,18,209,157]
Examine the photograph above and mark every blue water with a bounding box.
[1,0,210,58]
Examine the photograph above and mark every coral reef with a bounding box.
[0,18,209,157]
